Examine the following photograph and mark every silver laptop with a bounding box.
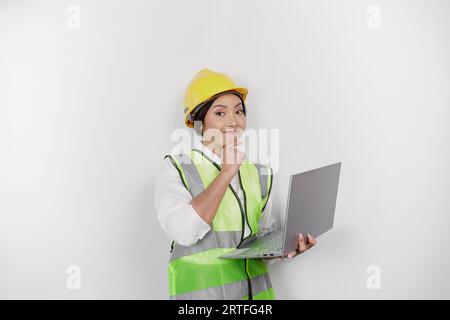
[220,162,341,259]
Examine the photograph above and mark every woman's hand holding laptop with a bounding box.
[287,233,317,258]
[266,233,317,262]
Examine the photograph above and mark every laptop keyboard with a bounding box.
[250,237,282,256]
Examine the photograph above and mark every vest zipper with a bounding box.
[237,170,253,244]
[238,171,253,300]
[245,259,253,300]
[225,170,254,300]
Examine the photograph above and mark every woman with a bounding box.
[154,68,316,300]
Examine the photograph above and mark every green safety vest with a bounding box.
[164,148,275,300]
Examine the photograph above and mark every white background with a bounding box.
[1,0,449,299]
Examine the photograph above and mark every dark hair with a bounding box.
[192,91,246,126]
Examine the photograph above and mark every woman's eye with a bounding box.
[215,112,225,116]
[236,109,243,115]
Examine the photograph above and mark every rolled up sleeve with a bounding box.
[154,158,211,246]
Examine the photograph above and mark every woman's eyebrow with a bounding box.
[212,102,242,109]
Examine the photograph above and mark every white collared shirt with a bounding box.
[154,140,277,247]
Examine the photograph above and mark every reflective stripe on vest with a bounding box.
[170,231,241,261]
[170,273,273,300]
[253,163,273,211]
[165,149,275,300]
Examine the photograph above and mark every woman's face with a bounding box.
[202,93,246,149]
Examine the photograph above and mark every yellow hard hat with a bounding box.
[183,68,248,128]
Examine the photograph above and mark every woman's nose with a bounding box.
[227,113,238,127]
